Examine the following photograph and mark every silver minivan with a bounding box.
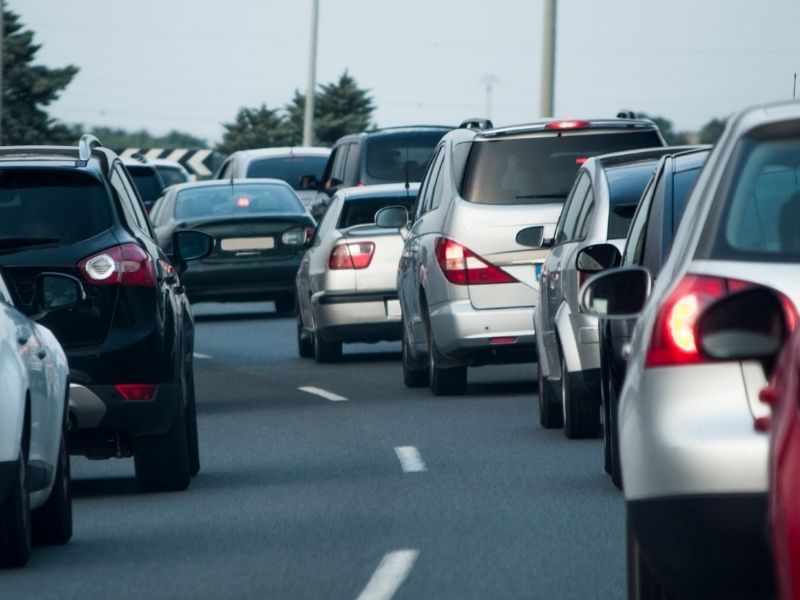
[380,118,664,395]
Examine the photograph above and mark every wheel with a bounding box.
[134,401,191,492]
[0,445,31,567]
[402,320,428,388]
[538,361,563,428]
[32,434,72,546]
[427,321,466,396]
[185,370,201,477]
[314,329,342,363]
[297,310,314,358]
[274,293,296,314]
[561,351,600,439]
[627,511,669,599]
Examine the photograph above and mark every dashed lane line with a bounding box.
[298,386,348,402]
[394,446,427,473]
[356,549,419,600]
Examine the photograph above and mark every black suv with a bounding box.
[311,125,452,216]
[0,135,212,492]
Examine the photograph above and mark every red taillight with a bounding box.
[545,120,590,130]
[328,242,375,270]
[77,244,156,287]
[646,275,754,367]
[114,384,156,401]
[434,238,517,285]
[575,157,588,165]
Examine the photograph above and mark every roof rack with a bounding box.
[459,118,494,130]
[616,109,637,119]
[78,134,103,163]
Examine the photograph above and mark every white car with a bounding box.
[0,271,79,567]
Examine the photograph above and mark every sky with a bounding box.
[13,0,800,146]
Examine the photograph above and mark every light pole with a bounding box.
[482,75,498,121]
[302,0,319,147]
[540,0,556,117]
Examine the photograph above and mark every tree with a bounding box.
[84,126,207,149]
[2,9,79,145]
[699,117,726,144]
[313,71,375,145]
[637,113,687,146]
[216,104,292,155]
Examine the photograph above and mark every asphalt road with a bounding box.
[1,302,626,599]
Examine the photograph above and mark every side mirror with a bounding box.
[173,230,214,263]
[580,266,652,318]
[696,287,787,366]
[375,205,409,229]
[576,243,622,274]
[298,174,318,191]
[516,226,547,248]
[34,273,85,315]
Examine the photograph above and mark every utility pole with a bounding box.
[482,75,498,121]
[302,0,319,147]
[540,0,557,117]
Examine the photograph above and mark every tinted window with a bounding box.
[338,194,417,229]
[0,169,111,245]
[175,184,304,220]
[246,156,328,190]
[365,132,446,183]
[461,130,662,205]
[606,161,658,238]
[126,165,165,207]
[155,165,190,187]
[555,173,590,244]
[671,167,702,230]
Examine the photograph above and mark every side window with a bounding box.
[331,145,349,184]
[623,174,657,266]
[344,143,360,185]
[217,159,232,180]
[418,147,445,217]
[150,193,168,225]
[555,173,590,244]
[575,186,595,240]
[0,274,12,305]
[452,141,473,191]
[111,165,153,238]
[429,151,447,212]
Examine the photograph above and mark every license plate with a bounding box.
[385,299,401,317]
[220,237,275,252]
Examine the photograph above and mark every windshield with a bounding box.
[126,165,165,206]
[175,183,305,220]
[337,194,417,229]
[0,168,111,246]
[461,130,663,205]
[246,156,328,190]
[155,165,190,187]
[365,132,447,183]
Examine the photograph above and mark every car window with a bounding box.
[175,183,304,220]
[0,168,111,246]
[245,156,328,191]
[112,165,152,237]
[155,165,190,187]
[554,172,590,244]
[420,148,445,216]
[605,161,658,239]
[0,273,13,305]
[331,145,349,184]
[344,143,360,185]
[125,164,165,209]
[451,141,473,189]
[338,195,417,229]
[624,171,657,266]
[364,132,446,184]
[461,130,662,205]
[575,185,595,240]
[217,158,232,179]
[671,166,703,232]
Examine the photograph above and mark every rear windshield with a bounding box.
[246,156,328,190]
[126,165,165,206]
[365,132,447,183]
[461,130,663,205]
[606,161,658,238]
[338,194,417,229]
[0,168,111,246]
[155,165,190,187]
[175,183,305,220]
[705,136,800,261]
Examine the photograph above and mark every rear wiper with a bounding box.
[0,237,60,250]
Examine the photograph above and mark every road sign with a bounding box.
[117,148,217,177]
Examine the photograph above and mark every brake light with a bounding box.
[545,120,590,130]
[282,227,315,246]
[114,384,156,401]
[434,238,517,285]
[77,244,156,287]
[328,242,375,270]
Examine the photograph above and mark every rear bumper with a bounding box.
[183,257,302,302]
[629,494,774,598]
[313,290,401,343]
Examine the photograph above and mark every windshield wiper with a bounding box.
[0,237,60,250]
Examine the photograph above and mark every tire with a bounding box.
[561,352,600,439]
[314,329,342,363]
[134,401,191,493]
[0,446,31,568]
[297,310,314,358]
[402,320,428,388]
[274,293,296,314]
[185,370,201,477]
[32,434,72,546]
[427,322,466,396]
[627,511,669,599]
[538,361,563,428]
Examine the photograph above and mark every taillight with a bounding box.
[328,242,375,270]
[434,238,517,285]
[282,227,315,246]
[114,383,156,401]
[77,244,156,287]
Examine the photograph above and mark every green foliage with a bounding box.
[84,126,207,149]
[313,71,375,145]
[216,104,293,155]
[2,9,79,145]
[637,112,688,146]
[699,117,726,144]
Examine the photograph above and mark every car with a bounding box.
[150,178,315,312]
[122,156,166,211]
[150,158,193,187]
[0,271,77,567]
[579,101,800,597]
[311,125,452,218]
[215,147,330,210]
[382,117,664,396]
[295,183,418,362]
[697,287,800,600]
[586,147,710,487]
[0,134,213,493]
[535,145,687,439]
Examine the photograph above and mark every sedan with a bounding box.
[296,183,418,362]
[150,179,316,312]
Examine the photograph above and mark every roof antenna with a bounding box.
[404,145,410,191]
[794,73,797,100]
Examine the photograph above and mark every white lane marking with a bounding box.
[356,549,419,600]
[193,352,213,360]
[394,446,427,473]
[298,386,348,402]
